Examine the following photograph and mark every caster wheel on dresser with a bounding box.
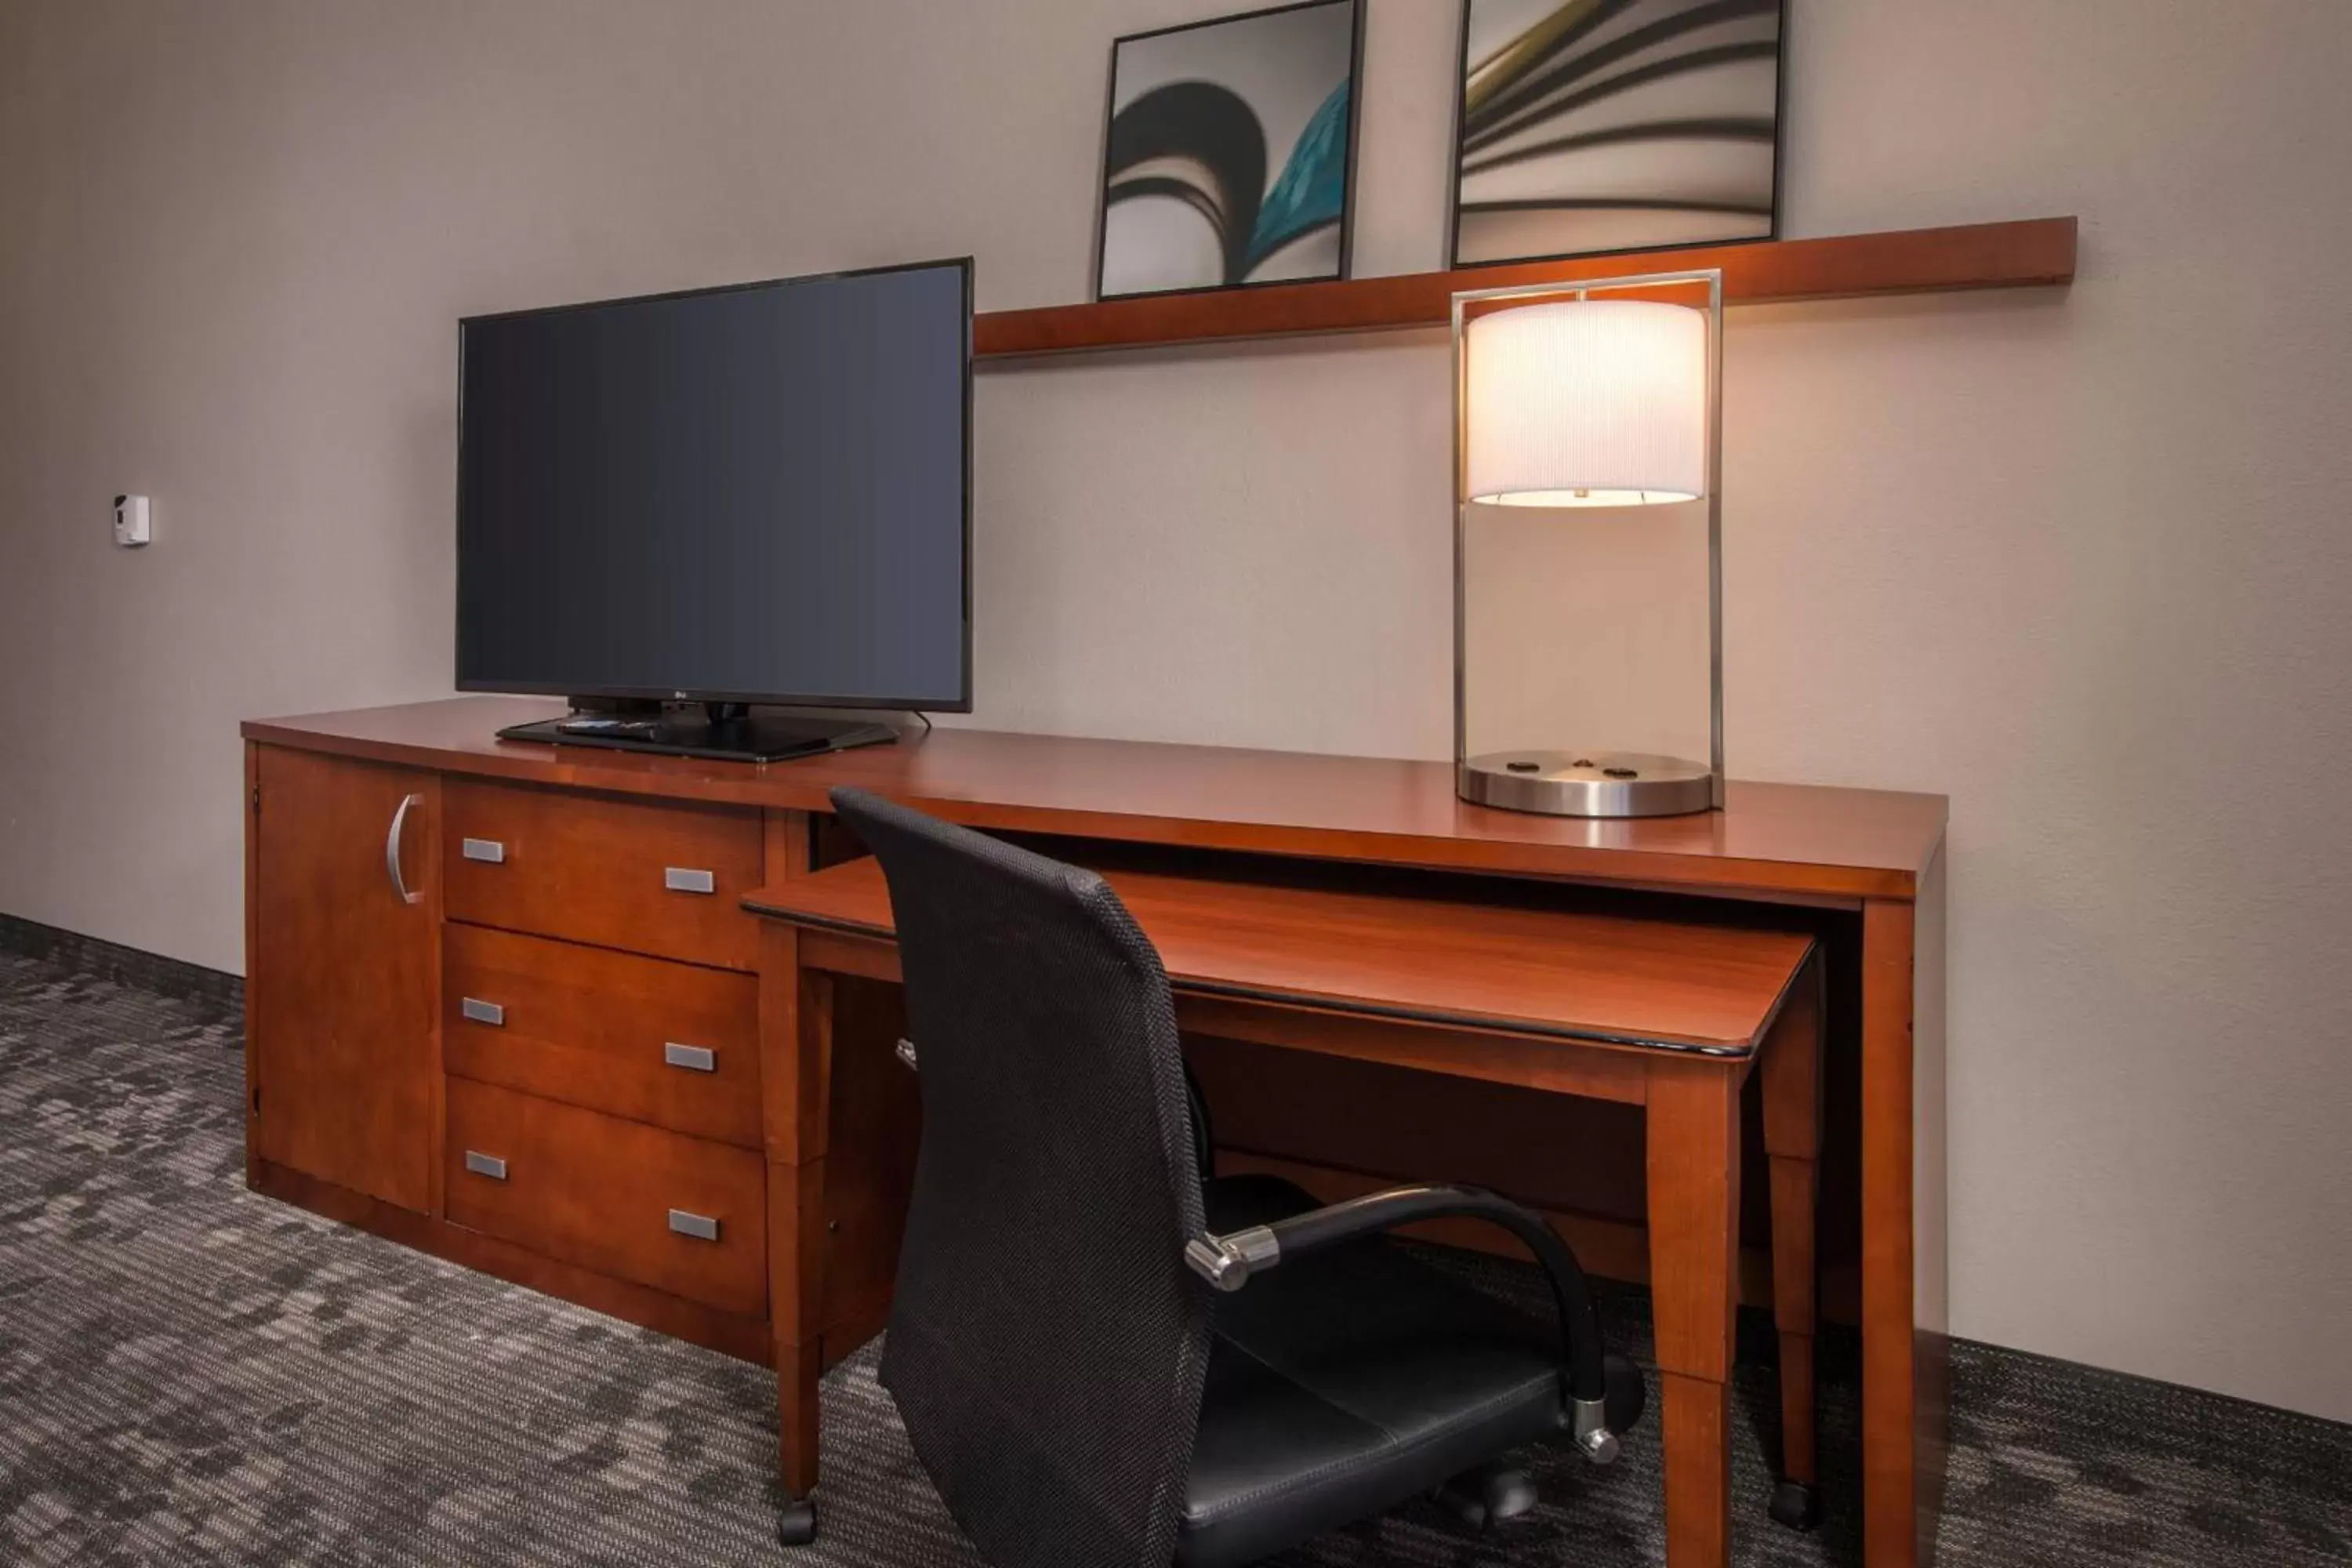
[1769,1479,1822,1532]
[778,1497,819,1547]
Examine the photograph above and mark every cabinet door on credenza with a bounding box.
[248,746,437,1213]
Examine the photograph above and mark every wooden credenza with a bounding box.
[243,735,916,1366]
[244,695,1949,1567]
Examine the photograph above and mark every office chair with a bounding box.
[821,787,1646,1568]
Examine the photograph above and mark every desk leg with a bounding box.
[1762,960,1824,1530]
[1646,1060,1742,1568]
[760,924,837,1523]
[1862,886,1948,1568]
[771,1157,829,1495]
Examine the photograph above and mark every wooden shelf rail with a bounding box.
[975,216,2076,361]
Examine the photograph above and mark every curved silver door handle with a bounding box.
[386,793,424,906]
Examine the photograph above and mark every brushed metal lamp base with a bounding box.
[1459,750,1715,818]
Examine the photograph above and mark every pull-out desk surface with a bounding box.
[749,856,1815,1059]
[752,851,1825,1568]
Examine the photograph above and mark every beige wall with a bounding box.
[2,0,2347,1421]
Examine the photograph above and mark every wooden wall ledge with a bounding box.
[975,216,2076,361]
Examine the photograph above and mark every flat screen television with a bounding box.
[456,256,972,760]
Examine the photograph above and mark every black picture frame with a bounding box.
[1446,0,1789,271]
[1093,0,1367,302]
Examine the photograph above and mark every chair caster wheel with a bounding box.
[778,1497,819,1546]
[1769,1479,1821,1531]
[1435,1462,1537,1533]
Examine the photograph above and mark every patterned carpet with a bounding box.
[0,931,2346,1566]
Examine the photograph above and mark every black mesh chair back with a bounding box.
[832,788,1210,1568]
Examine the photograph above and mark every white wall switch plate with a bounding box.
[113,494,151,547]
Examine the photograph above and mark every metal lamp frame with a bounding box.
[1450,268,1727,812]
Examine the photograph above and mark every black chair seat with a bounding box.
[1178,1177,1569,1568]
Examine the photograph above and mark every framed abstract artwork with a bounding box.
[1451,0,1785,268]
[1095,0,1365,300]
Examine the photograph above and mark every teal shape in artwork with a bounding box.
[1245,79,1350,277]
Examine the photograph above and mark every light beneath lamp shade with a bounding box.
[1465,299,1708,507]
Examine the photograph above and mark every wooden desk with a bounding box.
[240,695,1946,1567]
[750,856,1824,1567]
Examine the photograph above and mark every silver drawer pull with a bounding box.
[668,1209,720,1242]
[895,1037,919,1072]
[464,1150,508,1181]
[461,837,506,864]
[460,997,506,1027]
[385,793,423,907]
[663,1043,717,1073]
[663,866,717,895]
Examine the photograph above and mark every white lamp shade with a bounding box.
[1464,298,1708,507]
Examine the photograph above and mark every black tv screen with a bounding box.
[456,258,971,710]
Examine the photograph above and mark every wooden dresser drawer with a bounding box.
[445,924,763,1149]
[445,1079,767,1316]
[442,781,763,968]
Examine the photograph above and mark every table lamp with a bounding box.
[1452,269,1724,818]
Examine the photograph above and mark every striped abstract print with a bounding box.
[1453,0,1782,266]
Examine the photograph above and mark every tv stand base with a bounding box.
[498,706,898,764]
